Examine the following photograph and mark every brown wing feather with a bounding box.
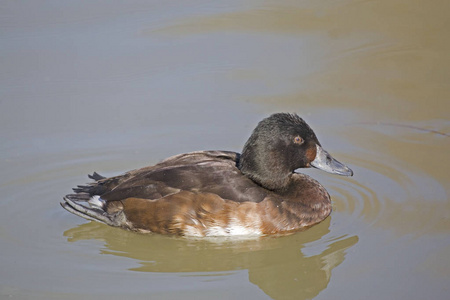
[79,151,239,197]
[97,150,268,204]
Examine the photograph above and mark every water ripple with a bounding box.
[326,146,448,238]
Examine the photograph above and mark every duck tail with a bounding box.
[61,173,120,226]
[61,194,117,226]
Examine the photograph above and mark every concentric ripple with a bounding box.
[323,127,449,239]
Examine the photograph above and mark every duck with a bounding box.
[61,113,353,237]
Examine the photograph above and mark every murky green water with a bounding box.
[1,1,449,299]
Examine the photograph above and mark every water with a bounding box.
[1,1,449,299]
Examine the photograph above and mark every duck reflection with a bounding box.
[64,217,358,300]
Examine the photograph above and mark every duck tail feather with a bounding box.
[88,172,106,181]
[65,192,91,202]
[60,197,115,226]
[72,185,92,193]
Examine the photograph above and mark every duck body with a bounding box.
[62,113,352,237]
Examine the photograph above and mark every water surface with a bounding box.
[1,1,449,299]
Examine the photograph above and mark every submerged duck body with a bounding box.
[62,113,353,237]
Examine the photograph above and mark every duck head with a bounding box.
[239,113,353,191]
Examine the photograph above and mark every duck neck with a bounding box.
[238,151,292,191]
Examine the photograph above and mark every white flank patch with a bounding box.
[227,217,262,236]
[202,217,262,237]
[183,226,204,237]
[88,195,104,209]
[205,226,228,237]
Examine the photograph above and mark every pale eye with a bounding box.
[294,136,304,144]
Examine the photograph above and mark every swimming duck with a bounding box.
[61,113,353,236]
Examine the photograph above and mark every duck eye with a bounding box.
[294,136,304,144]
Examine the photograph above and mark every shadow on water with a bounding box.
[63,217,358,299]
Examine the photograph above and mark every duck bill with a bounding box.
[310,145,353,176]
